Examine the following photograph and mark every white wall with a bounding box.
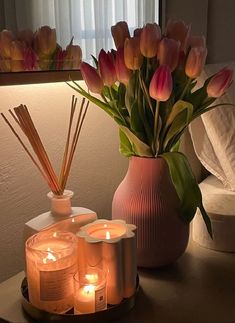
[0,81,128,282]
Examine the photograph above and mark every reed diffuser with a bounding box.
[1,96,97,241]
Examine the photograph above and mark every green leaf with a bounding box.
[125,72,137,115]
[163,109,188,150]
[120,126,153,157]
[130,100,147,143]
[165,100,193,127]
[119,128,134,157]
[161,152,212,238]
[91,55,98,69]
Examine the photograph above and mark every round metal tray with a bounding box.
[21,276,139,322]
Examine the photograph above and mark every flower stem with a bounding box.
[180,78,192,100]
[153,100,160,156]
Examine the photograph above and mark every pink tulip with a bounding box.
[34,25,57,57]
[140,23,161,58]
[134,28,142,38]
[23,47,38,71]
[124,37,143,70]
[149,65,173,101]
[115,46,132,85]
[185,47,207,78]
[0,30,14,58]
[111,21,130,49]
[187,35,206,49]
[55,48,66,70]
[166,19,191,52]
[98,49,117,86]
[63,43,82,70]
[158,38,180,71]
[207,67,233,98]
[80,62,104,94]
[17,29,34,47]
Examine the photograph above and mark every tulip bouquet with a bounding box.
[0,26,82,72]
[68,20,234,236]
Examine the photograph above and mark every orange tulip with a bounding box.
[140,23,161,58]
[10,41,25,72]
[149,65,172,101]
[111,21,130,49]
[185,47,207,78]
[80,62,104,94]
[207,67,233,98]
[158,38,180,71]
[124,37,143,70]
[63,43,82,70]
[98,49,117,86]
[34,26,57,57]
[166,19,191,52]
[0,30,14,58]
[115,46,132,85]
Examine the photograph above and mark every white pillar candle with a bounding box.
[73,267,107,314]
[25,231,77,313]
[77,219,136,305]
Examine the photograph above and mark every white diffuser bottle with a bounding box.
[23,190,97,243]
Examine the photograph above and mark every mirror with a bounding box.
[0,0,160,85]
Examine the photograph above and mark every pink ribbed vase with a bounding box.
[112,156,189,268]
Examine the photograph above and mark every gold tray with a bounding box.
[21,276,139,322]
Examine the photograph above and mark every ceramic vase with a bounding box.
[112,157,189,268]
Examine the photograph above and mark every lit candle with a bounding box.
[73,267,107,314]
[25,231,77,313]
[77,219,136,305]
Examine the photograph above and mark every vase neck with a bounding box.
[128,157,166,178]
[47,190,73,217]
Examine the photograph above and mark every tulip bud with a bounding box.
[17,29,34,47]
[0,30,14,58]
[185,47,207,78]
[124,37,143,70]
[98,49,117,86]
[166,19,191,52]
[207,67,233,98]
[149,65,173,101]
[34,25,57,57]
[188,35,206,49]
[158,38,180,71]
[140,23,161,58]
[80,62,104,94]
[115,46,132,85]
[111,21,130,49]
[63,43,82,70]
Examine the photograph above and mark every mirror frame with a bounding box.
[0,70,82,86]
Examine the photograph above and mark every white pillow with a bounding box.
[190,62,235,191]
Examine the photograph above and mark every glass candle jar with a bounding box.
[73,267,107,314]
[25,231,77,313]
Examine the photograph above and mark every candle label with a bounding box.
[95,287,106,312]
[40,263,76,301]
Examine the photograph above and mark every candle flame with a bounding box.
[53,232,57,238]
[85,274,98,283]
[84,285,95,294]
[104,224,107,228]
[72,218,75,223]
[43,247,57,264]
[106,231,111,240]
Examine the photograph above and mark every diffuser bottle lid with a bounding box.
[47,190,74,217]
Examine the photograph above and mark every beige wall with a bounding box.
[0,82,128,282]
